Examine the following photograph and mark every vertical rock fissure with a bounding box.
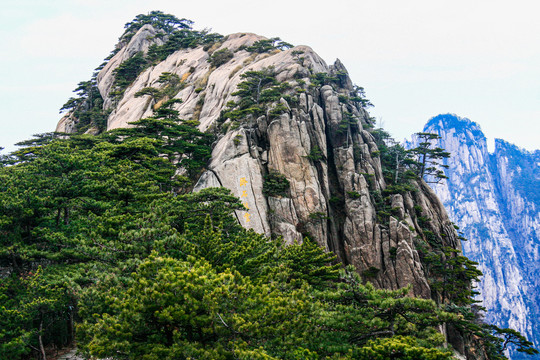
[207,168,242,226]
[319,89,348,264]
[248,166,269,235]
[244,125,275,237]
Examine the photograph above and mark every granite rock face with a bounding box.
[410,114,540,360]
[57,25,465,317]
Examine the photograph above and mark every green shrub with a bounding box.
[134,72,184,103]
[347,191,361,199]
[349,85,373,108]
[233,134,242,146]
[418,216,431,229]
[308,212,329,222]
[338,94,349,103]
[269,103,288,119]
[263,171,290,197]
[112,52,148,94]
[423,230,438,246]
[209,48,234,67]
[246,37,292,53]
[59,80,110,133]
[309,72,338,87]
[306,145,324,162]
[282,94,298,106]
[382,183,416,195]
[361,266,380,278]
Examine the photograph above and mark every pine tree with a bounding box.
[408,132,450,183]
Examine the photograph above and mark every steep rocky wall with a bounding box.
[52,24,496,357]
[56,26,465,303]
[412,114,540,359]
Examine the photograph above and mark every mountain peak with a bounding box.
[425,113,485,140]
[47,13,522,358]
[414,115,540,358]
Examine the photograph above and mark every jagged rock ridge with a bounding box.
[57,24,482,357]
[410,114,540,360]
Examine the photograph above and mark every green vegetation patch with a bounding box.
[263,171,290,197]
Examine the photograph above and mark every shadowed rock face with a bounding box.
[411,114,540,359]
[57,25,464,303]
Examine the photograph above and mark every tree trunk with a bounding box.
[255,78,262,104]
[10,251,21,274]
[39,318,47,360]
[394,153,399,183]
[420,153,427,178]
[56,208,61,227]
[63,207,69,226]
[68,306,75,343]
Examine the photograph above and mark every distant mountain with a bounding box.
[409,114,540,359]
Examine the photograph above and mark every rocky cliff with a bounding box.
[57,20,487,358]
[410,114,540,360]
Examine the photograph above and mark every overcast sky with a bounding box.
[1,0,539,152]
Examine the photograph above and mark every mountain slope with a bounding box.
[58,19,443,297]
[411,114,540,359]
[53,14,527,358]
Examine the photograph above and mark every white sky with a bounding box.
[1,0,539,152]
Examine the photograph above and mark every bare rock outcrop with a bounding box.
[97,24,166,108]
[57,27,465,303]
